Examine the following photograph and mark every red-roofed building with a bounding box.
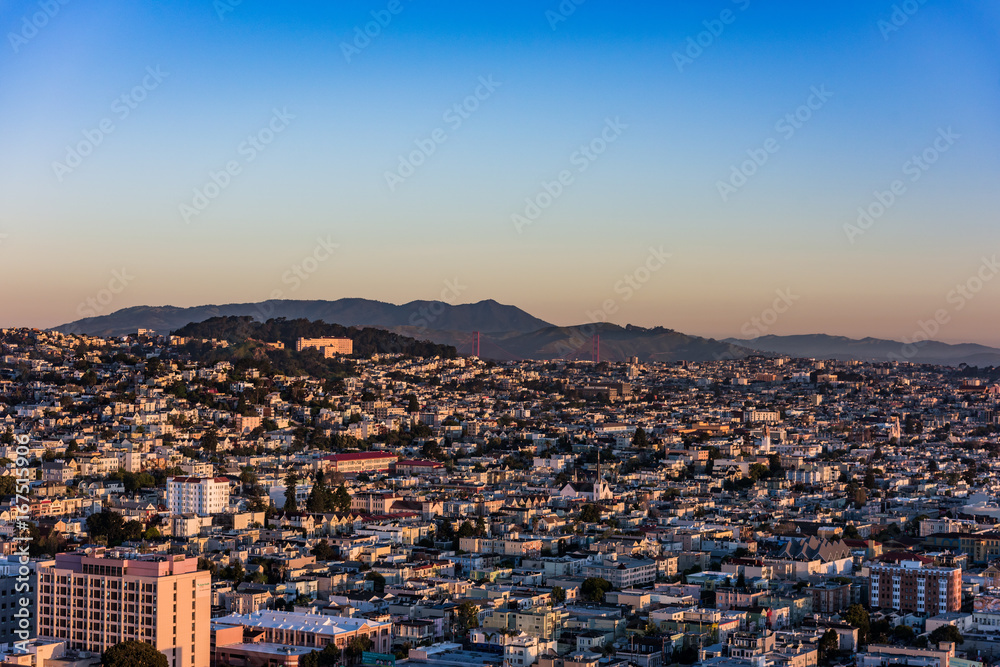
[392,459,444,476]
[321,452,397,475]
[879,552,934,565]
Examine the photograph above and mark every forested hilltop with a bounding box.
[170,317,457,379]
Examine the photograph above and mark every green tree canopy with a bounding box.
[454,600,480,637]
[101,640,168,667]
[302,643,343,667]
[843,604,870,645]
[929,625,964,645]
[331,484,352,513]
[86,510,143,547]
[581,577,612,602]
[818,628,839,664]
[312,539,336,561]
[284,471,299,513]
[579,504,602,523]
[345,635,373,664]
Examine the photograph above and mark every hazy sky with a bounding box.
[1,1,998,345]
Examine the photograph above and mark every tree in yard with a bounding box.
[201,428,219,453]
[311,539,336,561]
[302,643,342,667]
[456,521,476,539]
[331,484,352,513]
[581,577,612,602]
[579,504,602,523]
[870,618,892,644]
[892,624,915,643]
[767,453,783,477]
[632,427,648,448]
[366,571,386,594]
[122,520,143,542]
[929,624,964,645]
[345,635,373,665]
[283,471,299,513]
[219,560,245,584]
[818,629,839,664]
[454,600,480,637]
[101,640,168,667]
[87,510,141,547]
[843,604,870,645]
[239,466,258,489]
[306,470,331,513]
[551,586,566,605]
[0,476,16,497]
[436,520,455,545]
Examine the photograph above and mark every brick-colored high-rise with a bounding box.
[869,560,961,616]
[36,549,211,667]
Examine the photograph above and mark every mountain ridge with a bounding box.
[725,333,1000,366]
[49,301,1000,366]
[55,298,551,338]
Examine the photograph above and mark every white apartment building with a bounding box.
[583,555,657,588]
[166,477,230,516]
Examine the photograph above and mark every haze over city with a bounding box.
[1,1,998,345]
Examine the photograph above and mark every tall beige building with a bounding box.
[36,549,211,667]
[295,337,353,357]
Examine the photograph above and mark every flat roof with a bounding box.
[213,610,391,636]
[217,642,314,656]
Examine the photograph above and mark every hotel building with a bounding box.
[35,549,211,667]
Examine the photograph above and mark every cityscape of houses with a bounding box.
[2,326,1000,667]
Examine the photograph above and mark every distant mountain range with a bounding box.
[53,299,753,362]
[392,323,755,363]
[55,298,551,337]
[724,334,1000,366]
[51,300,1000,366]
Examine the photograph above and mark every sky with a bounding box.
[1,0,998,345]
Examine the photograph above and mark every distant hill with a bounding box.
[167,317,456,379]
[394,322,757,362]
[173,316,457,359]
[54,298,551,337]
[58,299,998,366]
[725,334,1000,366]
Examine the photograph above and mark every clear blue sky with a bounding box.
[1,0,998,344]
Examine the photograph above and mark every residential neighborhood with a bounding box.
[3,326,1000,667]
